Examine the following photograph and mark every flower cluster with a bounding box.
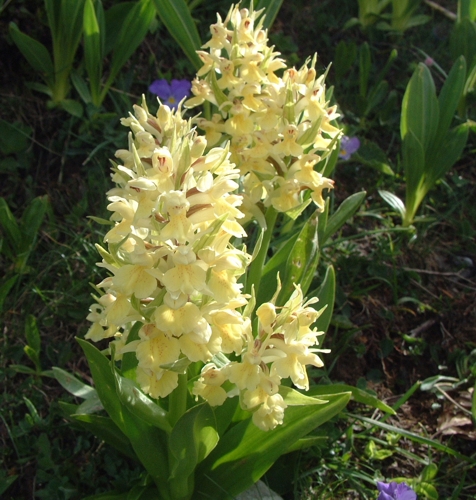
[186,4,339,225]
[193,285,327,430]
[86,3,336,432]
[85,98,328,430]
[86,99,250,399]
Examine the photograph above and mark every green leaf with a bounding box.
[323,191,366,244]
[425,123,469,191]
[9,23,54,86]
[309,264,335,336]
[152,0,202,69]
[278,211,320,305]
[104,2,134,54]
[77,338,128,434]
[255,0,284,29]
[400,63,439,152]
[24,345,41,371]
[379,190,406,219]
[76,392,103,414]
[196,392,350,499]
[0,119,32,156]
[0,275,18,313]
[307,383,395,414]
[103,0,156,100]
[24,314,41,355]
[421,462,438,481]
[113,371,172,433]
[0,197,22,251]
[71,71,92,104]
[83,0,104,106]
[77,339,170,492]
[72,414,137,460]
[0,474,18,496]
[433,56,466,148]
[258,233,296,305]
[450,18,476,67]
[60,99,83,117]
[359,42,371,98]
[169,404,219,482]
[416,482,439,500]
[52,366,96,399]
[279,386,327,406]
[402,129,425,226]
[20,195,48,251]
[121,321,142,379]
[9,364,37,375]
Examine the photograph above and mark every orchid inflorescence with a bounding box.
[86,3,339,431]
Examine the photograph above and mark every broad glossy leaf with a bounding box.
[9,23,54,86]
[169,403,219,480]
[114,371,171,433]
[77,338,128,434]
[322,191,366,244]
[77,340,170,490]
[52,366,96,399]
[400,63,439,152]
[152,0,202,69]
[196,392,350,499]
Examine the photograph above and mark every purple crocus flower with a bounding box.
[377,481,417,500]
[339,135,360,160]
[148,79,191,109]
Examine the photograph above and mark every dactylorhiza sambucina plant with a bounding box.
[85,100,329,432]
[186,4,340,228]
[59,4,369,499]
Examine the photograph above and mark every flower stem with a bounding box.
[168,373,188,427]
[246,206,278,297]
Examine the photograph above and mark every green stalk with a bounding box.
[246,206,278,297]
[168,373,188,426]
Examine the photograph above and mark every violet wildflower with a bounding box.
[148,79,191,109]
[339,135,360,160]
[377,481,417,500]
